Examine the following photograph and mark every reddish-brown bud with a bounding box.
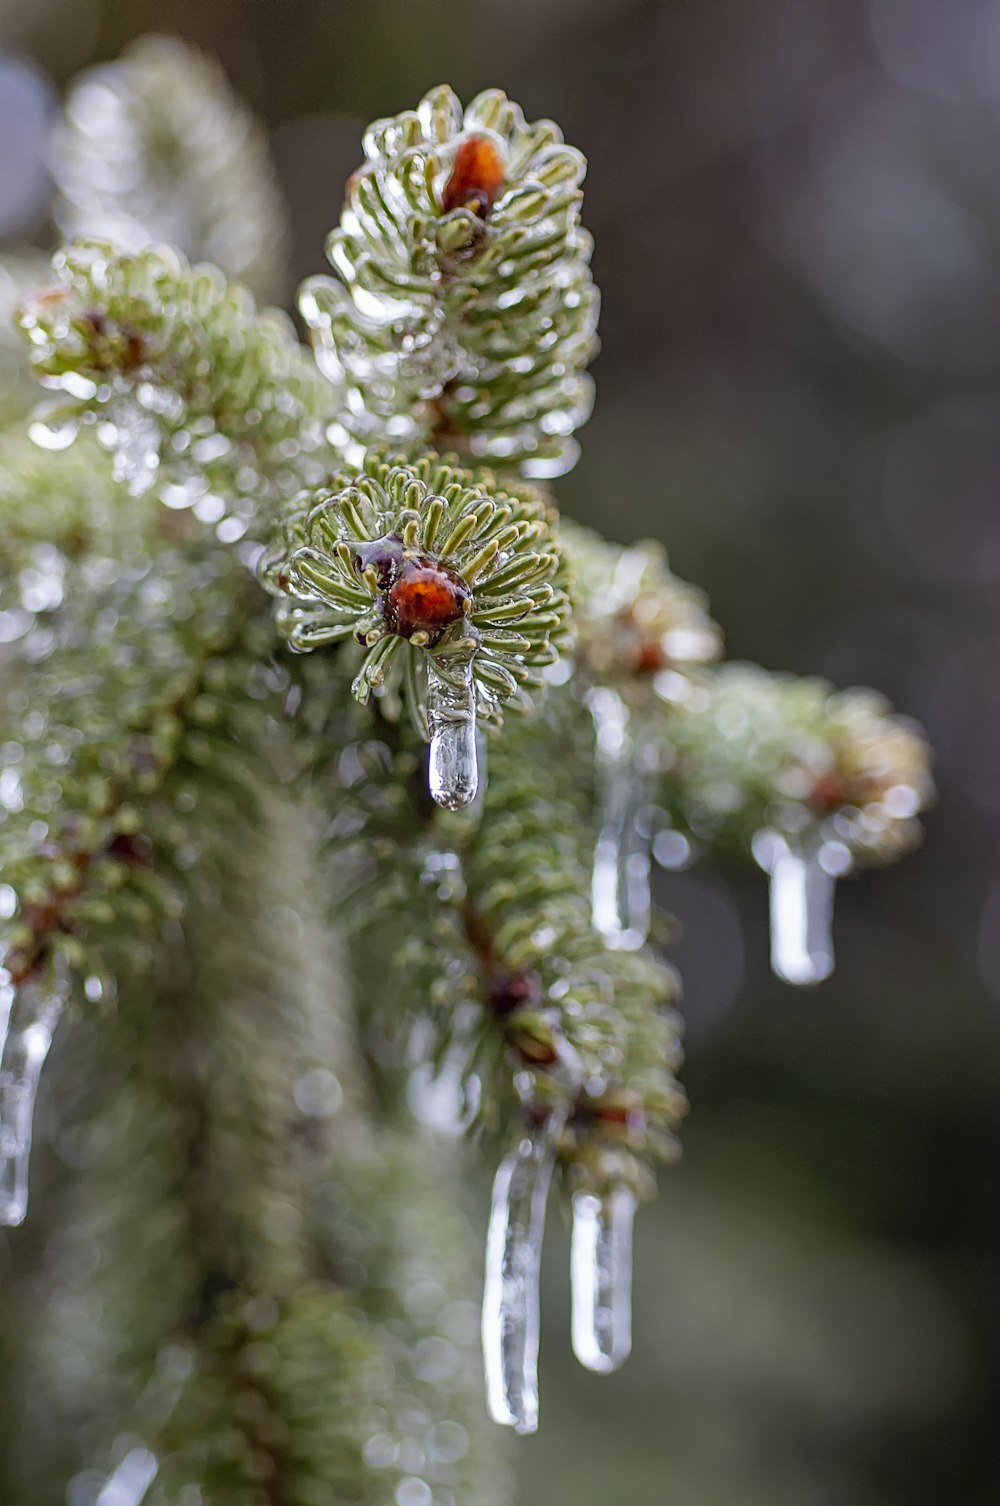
[441,135,506,217]
[386,557,471,641]
[809,773,845,812]
[488,969,543,1017]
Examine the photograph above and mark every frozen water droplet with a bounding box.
[427,655,479,810]
[107,397,161,496]
[755,832,835,986]
[28,411,79,451]
[482,1111,565,1433]
[588,688,653,950]
[96,1447,158,1506]
[0,974,65,1225]
[570,1184,636,1374]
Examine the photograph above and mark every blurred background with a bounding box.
[2,0,999,1501]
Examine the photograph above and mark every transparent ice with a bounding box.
[95,1448,158,1506]
[0,971,66,1226]
[90,1344,193,1505]
[482,1109,566,1434]
[754,830,836,986]
[588,687,655,950]
[427,655,479,811]
[570,1183,636,1374]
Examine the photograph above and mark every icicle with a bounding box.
[588,687,654,950]
[427,654,479,811]
[28,409,80,452]
[482,1108,566,1434]
[93,1344,192,1506]
[0,972,66,1226]
[570,1183,637,1374]
[96,1447,158,1506]
[754,831,836,986]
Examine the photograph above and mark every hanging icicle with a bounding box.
[95,1447,158,1506]
[482,1105,566,1433]
[570,1182,637,1374]
[427,654,480,811]
[753,830,837,986]
[92,1343,193,1506]
[0,967,67,1226]
[587,686,655,950]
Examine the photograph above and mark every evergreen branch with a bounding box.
[462,682,686,1195]
[15,241,335,521]
[6,661,503,1504]
[262,451,571,755]
[300,85,599,477]
[0,475,264,990]
[305,656,685,1195]
[51,34,288,303]
[659,662,934,869]
[562,517,722,695]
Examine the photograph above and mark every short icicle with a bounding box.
[0,968,67,1225]
[588,686,654,950]
[95,1447,159,1506]
[756,831,836,986]
[482,1108,565,1434]
[570,1182,637,1374]
[427,653,479,811]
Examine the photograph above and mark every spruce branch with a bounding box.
[300,85,599,477]
[16,241,335,518]
[0,36,937,1474]
[261,451,571,793]
[462,682,686,1196]
[302,653,685,1198]
[563,518,723,697]
[660,662,934,868]
[51,34,288,303]
[0,483,263,993]
[9,771,500,1506]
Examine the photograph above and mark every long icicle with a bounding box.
[482,1107,566,1434]
[427,653,480,811]
[588,687,653,950]
[756,831,836,986]
[0,966,66,1225]
[570,1183,637,1374]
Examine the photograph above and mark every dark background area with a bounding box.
[3,1,1000,1501]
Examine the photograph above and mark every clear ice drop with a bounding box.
[0,975,65,1226]
[482,1116,563,1433]
[761,835,836,986]
[427,655,479,811]
[570,1184,637,1374]
[588,687,653,950]
[96,1447,158,1506]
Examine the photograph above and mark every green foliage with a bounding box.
[0,40,933,1504]
[0,442,261,991]
[659,662,933,867]
[463,683,686,1196]
[299,85,599,476]
[262,450,571,732]
[16,240,334,521]
[52,34,287,302]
